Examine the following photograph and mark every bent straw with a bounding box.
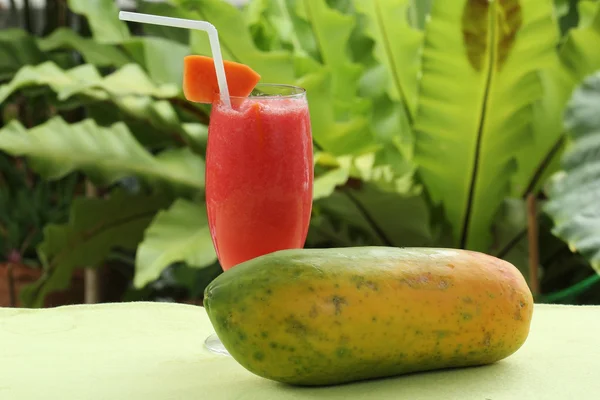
[119,11,232,108]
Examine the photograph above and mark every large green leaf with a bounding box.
[134,199,217,288]
[38,28,130,68]
[71,94,206,151]
[511,62,570,196]
[0,117,204,193]
[350,152,415,194]
[67,0,131,44]
[0,29,46,81]
[173,0,296,84]
[559,2,600,82]
[240,0,377,155]
[121,37,189,86]
[180,122,209,153]
[313,168,350,201]
[545,71,600,274]
[96,63,180,98]
[244,0,319,57]
[355,41,414,165]
[298,70,375,155]
[83,102,169,150]
[553,0,570,18]
[243,0,285,52]
[414,0,557,250]
[297,0,365,117]
[351,0,422,163]
[0,62,103,103]
[513,1,600,197]
[407,0,433,30]
[578,0,599,28]
[353,0,423,118]
[138,1,191,45]
[20,192,169,307]
[313,152,352,200]
[105,97,209,151]
[0,62,178,104]
[0,62,189,147]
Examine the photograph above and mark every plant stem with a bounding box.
[526,194,539,296]
[9,0,18,24]
[521,136,565,198]
[170,98,210,125]
[23,0,33,33]
[43,0,56,35]
[459,3,497,249]
[7,263,16,307]
[58,0,68,27]
[497,128,567,260]
[107,251,135,266]
[495,228,527,259]
[19,227,38,256]
[84,269,100,304]
[84,181,101,304]
[343,188,394,247]
[540,274,600,303]
[14,157,33,188]
[43,0,69,34]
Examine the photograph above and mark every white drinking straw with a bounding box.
[119,11,232,108]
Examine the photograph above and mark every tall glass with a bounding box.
[204,84,313,354]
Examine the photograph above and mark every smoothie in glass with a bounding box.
[205,84,313,270]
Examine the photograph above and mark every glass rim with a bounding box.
[223,83,306,100]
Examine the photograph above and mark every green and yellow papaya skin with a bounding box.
[204,247,533,386]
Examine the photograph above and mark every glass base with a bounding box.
[204,332,231,356]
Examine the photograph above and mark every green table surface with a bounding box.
[1,302,598,399]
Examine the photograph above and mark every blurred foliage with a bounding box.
[545,71,600,274]
[0,152,78,266]
[0,0,599,306]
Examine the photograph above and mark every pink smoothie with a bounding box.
[205,96,313,270]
